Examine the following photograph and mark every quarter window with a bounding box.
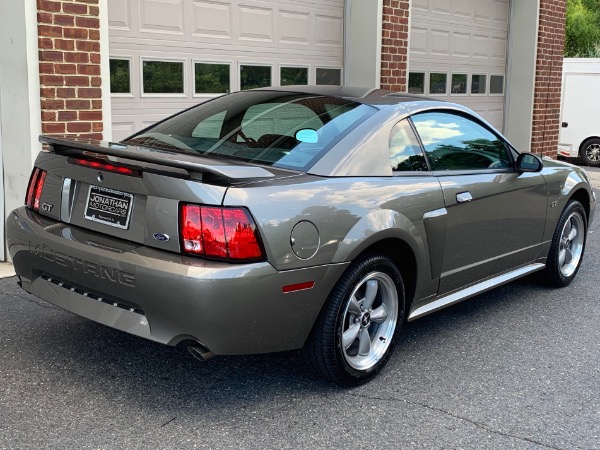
[411,112,511,171]
[389,120,428,172]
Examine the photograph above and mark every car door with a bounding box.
[411,111,548,295]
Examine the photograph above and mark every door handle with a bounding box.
[456,192,473,203]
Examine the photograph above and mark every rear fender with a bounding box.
[333,209,433,299]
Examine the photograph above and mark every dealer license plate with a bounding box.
[84,185,134,229]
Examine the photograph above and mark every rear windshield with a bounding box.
[123,91,376,171]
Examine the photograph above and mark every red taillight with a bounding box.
[201,207,228,258]
[180,204,265,262]
[181,205,203,254]
[68,157,141,177]
[25,168,47,212]
[26,168,41,208]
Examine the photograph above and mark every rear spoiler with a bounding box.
[40,135,277,180]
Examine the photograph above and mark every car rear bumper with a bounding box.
[6,207,347,355]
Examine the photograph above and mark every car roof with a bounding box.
[251,85,444,107]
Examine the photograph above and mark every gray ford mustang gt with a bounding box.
[6,86,596,385]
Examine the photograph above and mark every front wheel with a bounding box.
[580,138,600,167]
[302,254,405,386]
[544,200,587,287]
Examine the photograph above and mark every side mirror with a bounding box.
[516,153,543,173]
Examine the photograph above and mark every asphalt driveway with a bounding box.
[1,168,599,449]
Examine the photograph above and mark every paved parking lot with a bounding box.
[1,167,599,449]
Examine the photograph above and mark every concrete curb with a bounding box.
[0,262,16,279]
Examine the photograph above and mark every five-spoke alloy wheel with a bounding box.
[303,254,405,386]
[545,200,587,287]
[340,272,398,371]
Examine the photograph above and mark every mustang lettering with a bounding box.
[28,243,136,287]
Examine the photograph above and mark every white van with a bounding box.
[558,58,600,167]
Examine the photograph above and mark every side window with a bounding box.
[411,112,512,171]
[389,120,428,172]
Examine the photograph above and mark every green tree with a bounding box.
[565,0,600,57]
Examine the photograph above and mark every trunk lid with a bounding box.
[35,136,297,254]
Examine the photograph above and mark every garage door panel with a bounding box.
[474,1,491,20]
[472,35,490,59]
[493,0,509,24]
[430,30,450,56]
[491,37,507,61]
[108,1,131,30]
[430,0,451,15]
[112,122,135,142]
[412,0,428,11]
[111,0,342,50]
[452,33,470,58]
[453,0,473,18]
[140,0,185,35]
[410,27,427,54]
[315,15,343,47]
[192,1,232,39]
[238,5,274,42]
[278,10,310,45]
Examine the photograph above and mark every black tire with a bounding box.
[302,254,405,386]
[580,138,600,167]
[544,200,587,287]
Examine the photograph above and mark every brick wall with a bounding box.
[380,0,410,92]
[37,0,103,140]
[531,0,566,157]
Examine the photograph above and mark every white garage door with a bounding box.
[409,0,509,132]
[107,0,344,142]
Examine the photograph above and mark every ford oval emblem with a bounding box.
[153,233,170,242]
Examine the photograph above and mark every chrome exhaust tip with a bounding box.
[187,343,214,361]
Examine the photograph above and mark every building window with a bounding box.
[316,68,341,85]
[408,72,425,94]
[471,74,487,94]
[195,63,230,94]
[281,67,308,86]
[109,59,130,94]
[451,74,467,94]
[240,65,271,90]
[490,75,505,94]
[143,61,184,94]
[429,73,447,94]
